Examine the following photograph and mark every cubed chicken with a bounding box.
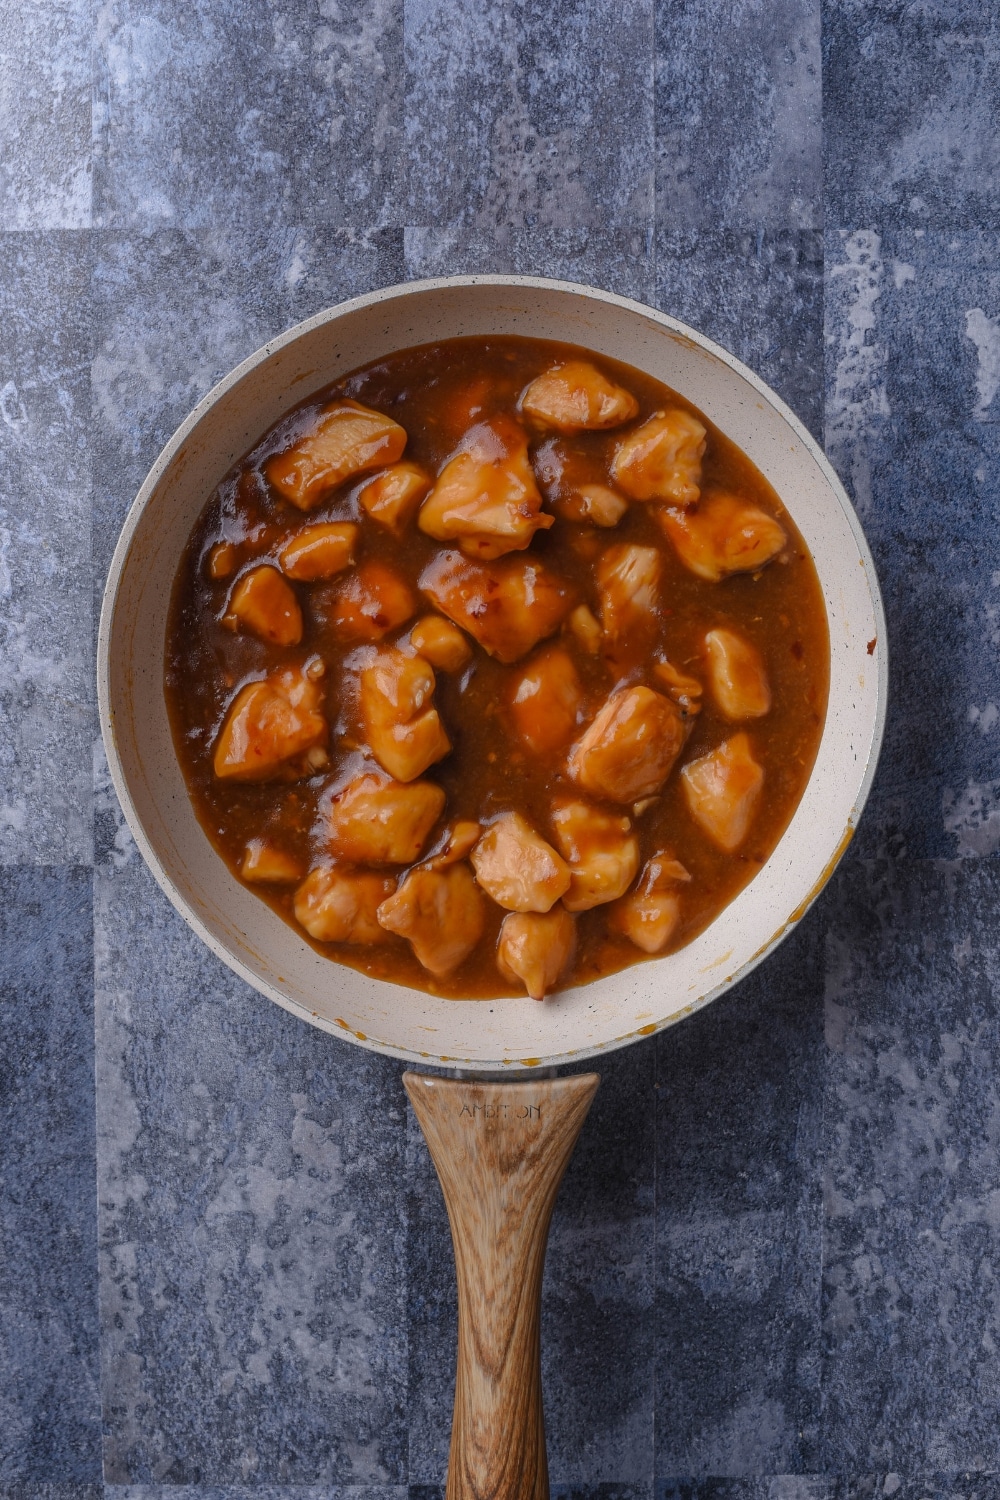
[552,483,629,528]
[565,603,603,654]
[420,551,574,664]
[358,462,432,537]
[597,543,661,652]
[611,891,681,954]
[657,491,787,582]
[241,839,304,884]
[652,658,703,719]
[322,560,416,642]
[567,686,687,803]
[327,773,446,864]
[207,541,238,579]
[422,820,481,870]
[265,400,408,511]
[508,646,584,755]
[376,863,486,976]
[681,732,764,851]
[550,799,639,911]
[214,666,327,781]
[496,907,577,1000]
[704,628,771,719]
[419,416,553,559]
[226,565,303,646]
[294,865,397,945]
[470,812,571,912]
[409,615,472,672]
[358,647,451,782]
[611,408,707,505]
[279,522,358,581]
[609,852,691,954]
[519,361,639,432]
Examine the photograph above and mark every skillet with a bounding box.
[98,275,886,1497]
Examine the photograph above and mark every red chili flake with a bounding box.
[867,637,877,656]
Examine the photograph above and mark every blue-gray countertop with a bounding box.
[1,0,999,1493]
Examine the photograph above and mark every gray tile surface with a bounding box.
[0,867,100,1481]
[824,229,1000,860]
[95,855,407,1483]
[655,911,826,1475]
[2,0,1000,1489]
[103,1488,406,1499]
[403,0,654,231]
[0,0,93,229]
[656,0,821,232]
[93,0,402,229]
[824,0,1000,229]
[822,859,1000,1469]
[0,234,94,864]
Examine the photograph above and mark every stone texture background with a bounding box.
[1,0,999,1493]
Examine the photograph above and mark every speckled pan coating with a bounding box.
[97,274,887,1070]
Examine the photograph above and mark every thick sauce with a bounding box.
[165,336,829,1000]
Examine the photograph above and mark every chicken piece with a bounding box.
[226,565,303,647]
[496,908,577,1000]
[327,773,446,864]
[611,889,681,954]
[508,646,584,755]
[214,666,327,781]
[420,551,574,664]
[419,416,553,559]
[241,839,304,884]
[652,658,703,719]
[567,686,687,803]
[376,863,486,976]
[294,865,397,945]
[422,820,481,871]
[358,462,432,537]
[550,799,639,912]
[279,522,357,581]
[207,541,238,579]
[323,560,416,642]
[265,400,407,511]
[470,812,571,913]
[565,603,603,654]
[519,361,639,432]
[597,543,661,650]
[611,408,707,505]
[409,615,472,672]
[657,491,787,582]
[358,647,451,782]
[681,732,764,851]
[552,483,629,528]
[609,852,691,953]
[704,628,772,719]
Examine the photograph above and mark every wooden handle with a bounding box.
[403,1071,599,1500]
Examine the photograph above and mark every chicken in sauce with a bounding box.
[166,336,829,1000]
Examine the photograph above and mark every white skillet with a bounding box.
[97,275,887,1072]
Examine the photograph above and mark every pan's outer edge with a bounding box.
[97,273,888,1071]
